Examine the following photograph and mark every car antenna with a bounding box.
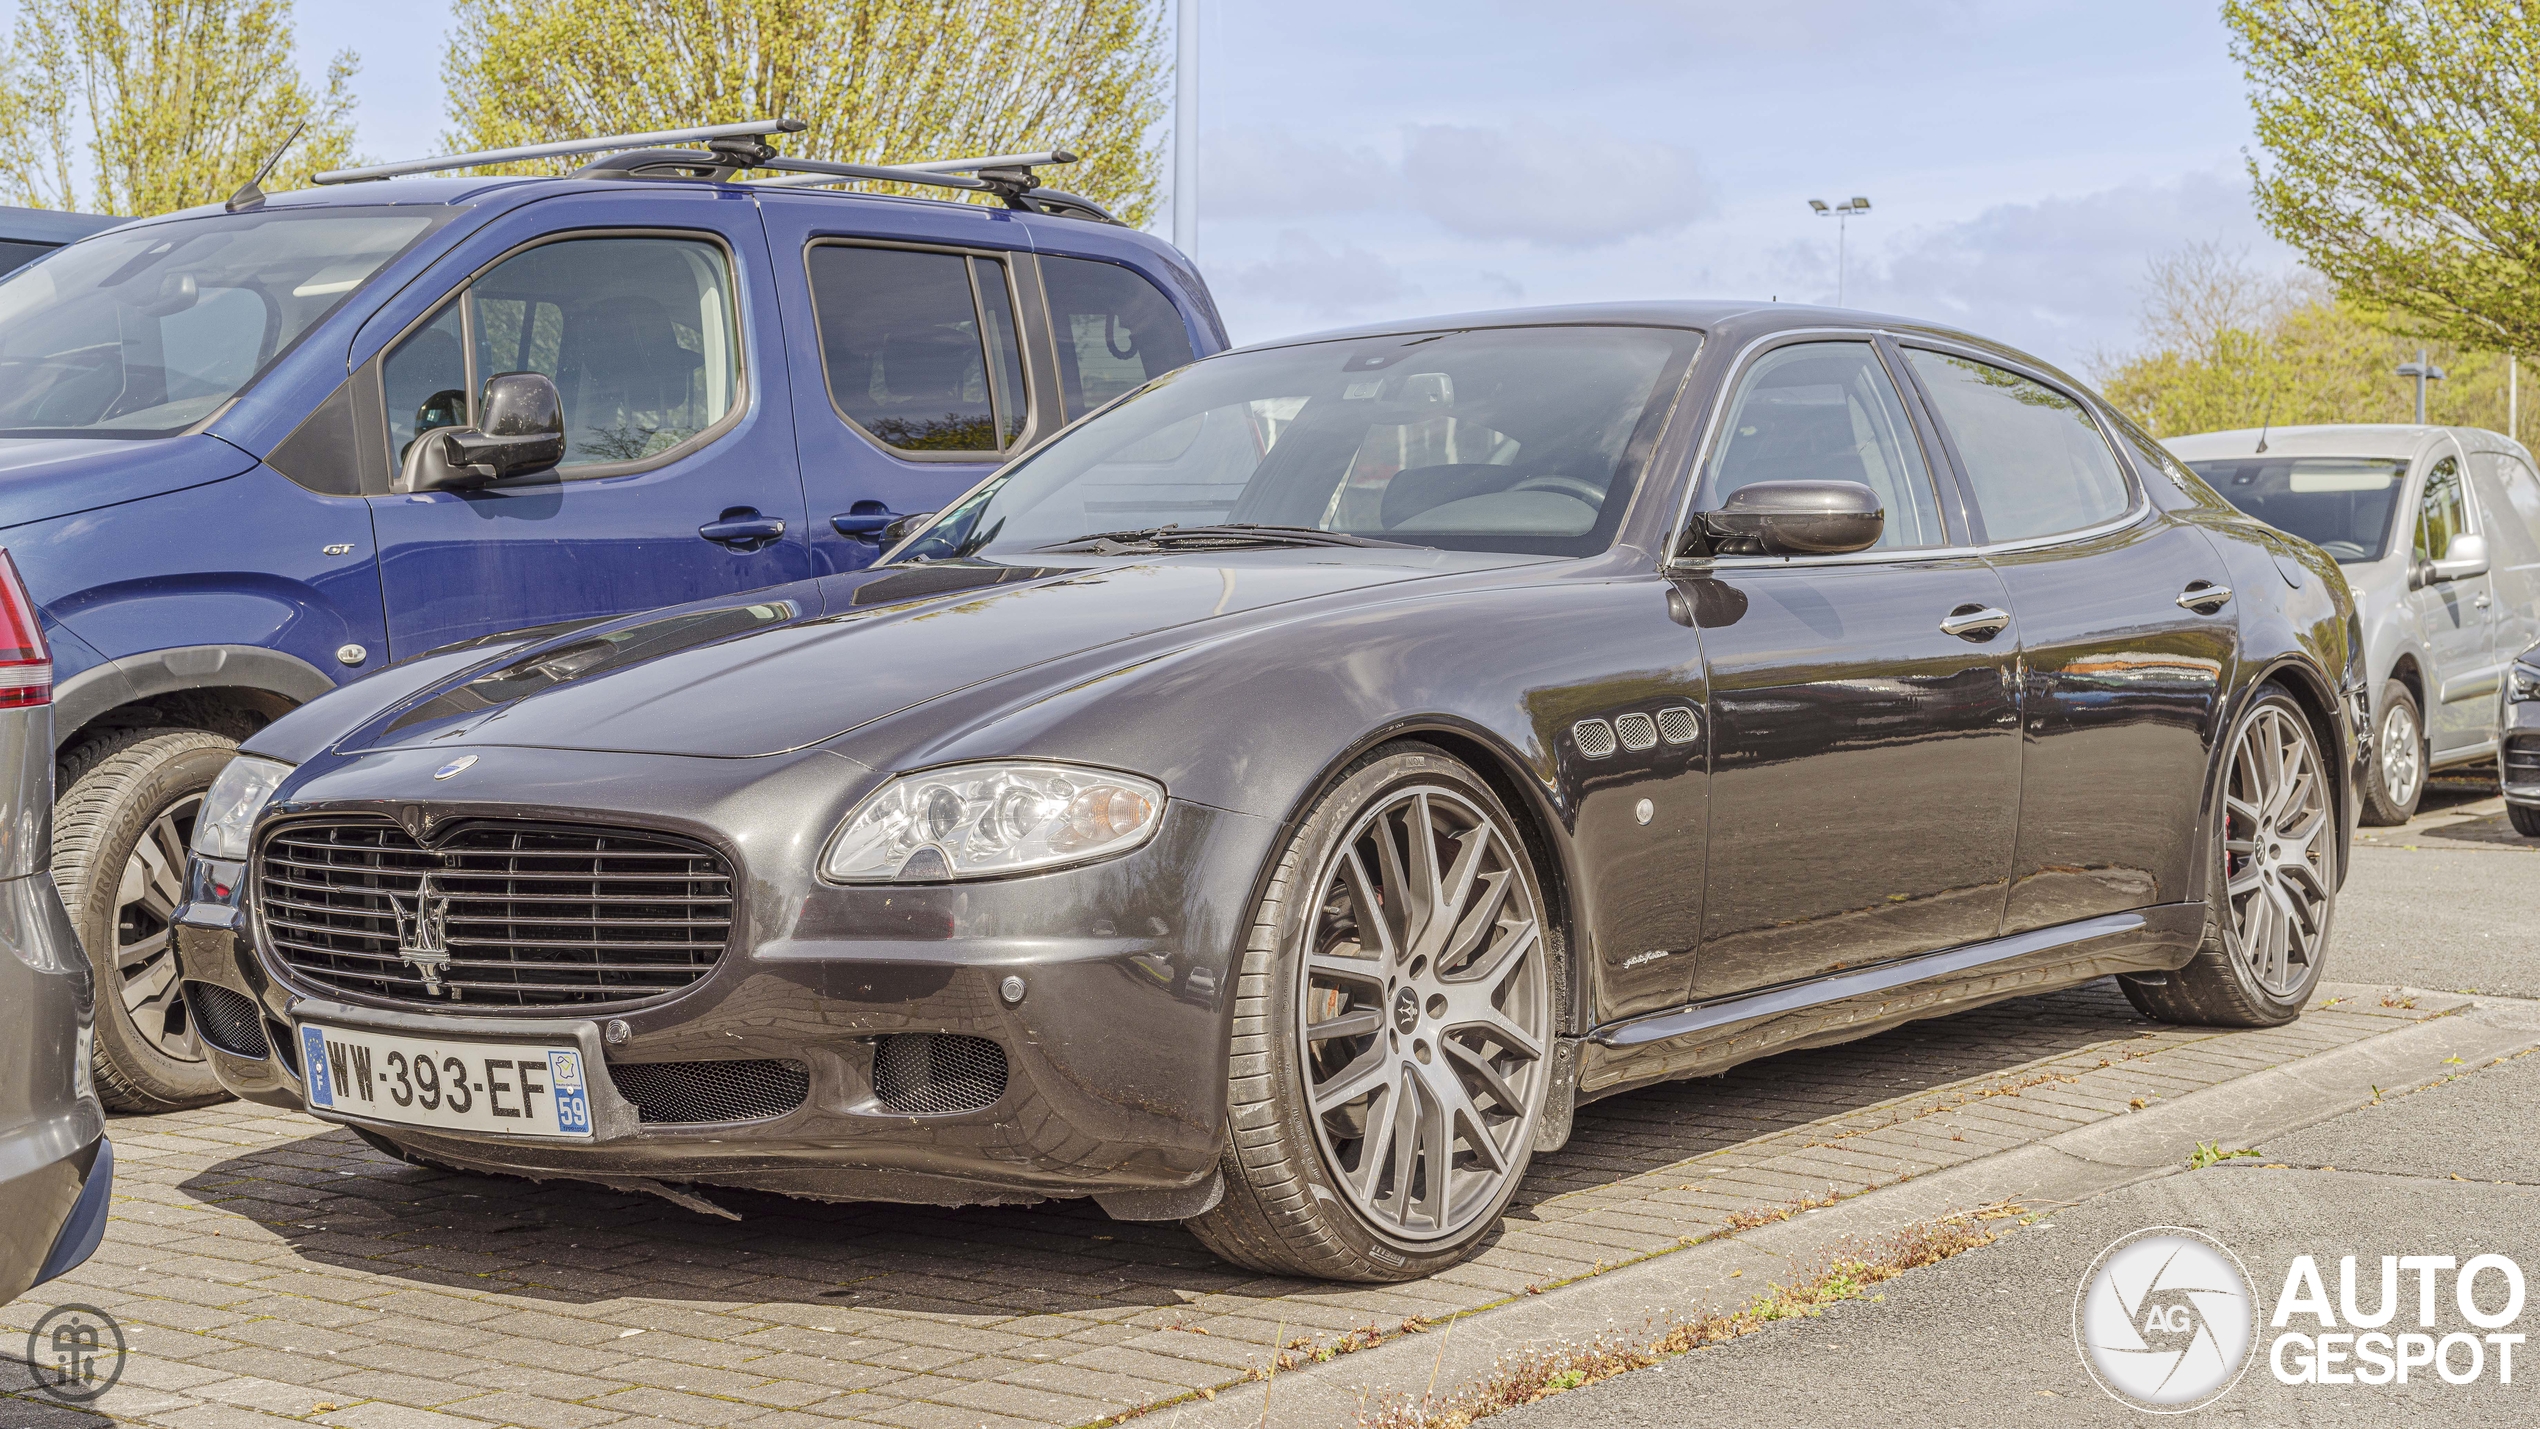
[227,120,307,212]
[2254,383,2276,454]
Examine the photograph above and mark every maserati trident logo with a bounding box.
[433,754,478,779]
[388,874,458,998]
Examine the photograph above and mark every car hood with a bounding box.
[335,551,1527,759]
[0,433,258,530]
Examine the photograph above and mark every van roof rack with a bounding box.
[309,118,1112,221]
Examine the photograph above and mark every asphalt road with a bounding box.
[1502,776,2540,1429]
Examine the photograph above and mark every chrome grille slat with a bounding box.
[257,817,735,1010]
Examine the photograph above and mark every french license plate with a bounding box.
[299,1023,593,1139]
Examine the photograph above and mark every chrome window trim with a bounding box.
[1662,325,2154,573]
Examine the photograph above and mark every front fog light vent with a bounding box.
[185,982,269,1059]
[871,1034,1009,1116]
[1571,719,1617,759]
[608,1059,810,1125]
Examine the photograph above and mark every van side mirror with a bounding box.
[2432,531,2490,583]
[1688,480,1885,557]
[395,372,567,493]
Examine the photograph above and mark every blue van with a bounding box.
[0,125,1224,1109]
[0,204,120,275]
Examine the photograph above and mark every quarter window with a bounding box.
[2414,457,2468,561]
[377,234,741,475]
[807,245,1026,455]
[1903,349,2133,543]
[1041,255,1198,417]
[2491,453,2540,554]
[1703,341,1946,549]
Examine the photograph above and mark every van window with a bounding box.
[1903,349,2134,542]
[1041,255,1198,417]
[807,245,1026,454]
[2492,453,2540,554]
[2415,458,2468,561]
[381,301,466,470]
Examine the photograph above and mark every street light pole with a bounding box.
[1808,196,1872,306]
[2396,348,2446,424]
[1173,0,1199,260]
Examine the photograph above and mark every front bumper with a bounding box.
[174,745,1278,1212]
[2502,696,2540,808]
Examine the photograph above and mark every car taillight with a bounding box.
[0,549,51,709]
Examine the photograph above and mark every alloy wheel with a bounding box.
[2222,705,2331,998]
[114,792,203,1064]
[1296,784,1548,1242]
[2379,701,2423,810]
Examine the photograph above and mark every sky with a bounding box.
[186,0,2296,374]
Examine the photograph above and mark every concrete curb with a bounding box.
[1152,995,2540,1428]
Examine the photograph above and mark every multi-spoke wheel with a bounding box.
[2121,685,2336,1028]
[55,727,240,1110]
[2359,679,2424,825]
[1186,744,1558,1281]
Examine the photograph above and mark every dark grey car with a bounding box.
[0,548,112,1306]
[172,304,2364,1280]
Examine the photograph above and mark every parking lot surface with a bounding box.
[5,793,2524,1429]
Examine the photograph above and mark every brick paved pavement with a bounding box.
[2,980,2447,1429]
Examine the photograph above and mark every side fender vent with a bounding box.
[1655,706,1701,745]
[1571,719,1617,759]
[1614,712,1659,751]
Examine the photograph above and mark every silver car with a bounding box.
[2169,423,2540,822]
[0,548,110,1306]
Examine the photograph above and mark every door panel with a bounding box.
[366,196,807,656]
[2407,456,2497,751]
[1986,518,2236,933]
[1692,558,2022,1000]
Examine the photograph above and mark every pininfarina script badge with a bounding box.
[388,875,458,998]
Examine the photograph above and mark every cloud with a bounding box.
[1404,120,1711,248]
[1852,167,2295,373]
[1223,230,1416,317]
[1204,128,1396,218]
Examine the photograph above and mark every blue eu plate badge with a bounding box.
[301,1026,333,1107]
[549,1050,592,1133]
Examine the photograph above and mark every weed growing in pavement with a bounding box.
[1354,1212,2010,1429]
[2187,1141,2261,1170]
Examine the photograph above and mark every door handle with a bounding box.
[698,509,786,550]
[2177,581,2233,613]
[831,501,904,540]
[1939,604,2010,639]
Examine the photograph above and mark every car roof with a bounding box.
[1224,300,2046,362]
[2164,423,2531,463]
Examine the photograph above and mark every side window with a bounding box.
[2491,453,2540,555]
[1040,255,1198,418]
[1702,341,1946,548]
[2414,457,2467,562]
[1903,349,2134,543]
[377,235,742,475]
[806,245,1025,454]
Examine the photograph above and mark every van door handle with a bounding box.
[1939,604,2010,639]
[2177,581,2233,613]
[831,501,904,540]
[699,509,786,550]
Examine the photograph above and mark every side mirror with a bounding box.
[395,372,566,494]
[1692,480,1885,557]
[2433,531,2490,583]
[880,511,937,546]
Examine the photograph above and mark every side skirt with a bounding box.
[1572,904,2206,1102]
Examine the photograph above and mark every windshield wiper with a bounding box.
[1036,523,1411,554]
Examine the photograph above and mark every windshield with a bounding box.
[2187,455,2410,563]
[0,209,441,439]
[896,325,1701,561]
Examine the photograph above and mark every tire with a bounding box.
[55,728,241,1111]
[2511,804,2540,838]
[2358,679,2424,826]
[1183,742,1561,1282]
[2121,684,2336,1028]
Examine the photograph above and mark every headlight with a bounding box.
[191,755,293,859]
[823,762,1164,883]
[2513,663,2540,703]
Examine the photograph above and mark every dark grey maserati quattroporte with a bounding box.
[173,303,2366,1280]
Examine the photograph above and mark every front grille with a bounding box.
[186,982,269,1058]
[2505,736,2540,781]
[609,1059,809,1124]
[871,1034,1008,1115]
[257,818,734,1009]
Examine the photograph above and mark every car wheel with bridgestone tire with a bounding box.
[55,727,241,1111]
[1184,742,1562,1281]
[2358,679,2423,826]
[2121,683,2336,1028]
